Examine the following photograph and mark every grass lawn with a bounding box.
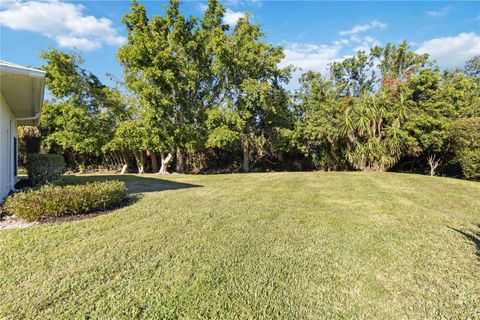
[1,172,479,319]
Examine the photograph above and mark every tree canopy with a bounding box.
[28,1,479,180]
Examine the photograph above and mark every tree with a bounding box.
[30,18,480,180]
[378,41,430,93]
[206,15,291,172]
[403,69,452,176]
[330,48,379,97]
[464,55,480,78]
[103,120,148,174]
[119,0,227,174]
[39,49,124,170]
[295,44,428,172]
[448,117,480,180]
[403,62,480,176]
[291,71,348,170]
[441,69,480,118]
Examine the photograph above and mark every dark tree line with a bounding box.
[20,0,480,180]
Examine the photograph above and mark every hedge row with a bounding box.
[4,181,127,221]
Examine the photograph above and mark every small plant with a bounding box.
[3,180,127,221]
[25,153,66,186]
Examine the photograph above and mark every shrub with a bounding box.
[448,117,480,180]
[3,181,127,221]
[18,126,41,167]
[26,153,66,186]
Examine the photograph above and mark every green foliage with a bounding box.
[118,0,291,173]
[103,120,148,155]
[378,41,430,90]
[18,126,41,167]
[441,69,480,118]
[25,153,66,186]
[205,14,292,171]
[292,71,348,169]
[330,49,378,96]
[464,55,480,78]
[118,0,216,162]
[293,43,478,175]
[41,101,111,156]
[4,180,127,221]
[39,49,127,168]
[448,117,480,180]
[30,4,478,179]
[341,93,411,171]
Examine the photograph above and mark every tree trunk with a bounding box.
[79,154,86,173]
[135,151,145,174]
[158,152,173,175]
[120,152,128,174]
[427,154,442,176]
[138,151,145,174]
[176,148,185,173]
[242,134,250,173]
[110,154,117,168]
[116,152,122,167]
[147,150,159,173]
[113,152,121,167]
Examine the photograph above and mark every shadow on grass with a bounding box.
[61,174,202,194]
[448,225,480,259]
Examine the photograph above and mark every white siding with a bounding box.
[0,92,17,201]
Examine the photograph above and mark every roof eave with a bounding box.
[0,64,46,78]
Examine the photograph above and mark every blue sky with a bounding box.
[1,0,479,88]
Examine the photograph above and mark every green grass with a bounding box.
[1,172,479,319]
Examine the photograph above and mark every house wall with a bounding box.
[0,92,17,201]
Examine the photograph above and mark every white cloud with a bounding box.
[280,42,347,87]
[281,36,380,76]
[56,36,101,51]
[281,43,342,74]
[280,42,350,89]
[425,6,453,17]
[280,32,383,89]
[223,8,246,26]
[339,21,387,36]
[352,35,380,53]
[278,18,386,88]
[0,0,126,51]
[416,32,480,68]
[333,39,350,46]
[199,3,251,26]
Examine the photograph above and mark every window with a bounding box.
[13,137,17,177]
